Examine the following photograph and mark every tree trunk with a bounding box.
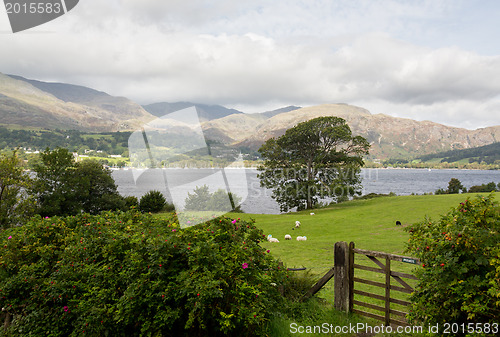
[306,160,312,209]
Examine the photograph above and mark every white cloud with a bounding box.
[1,0,499,129]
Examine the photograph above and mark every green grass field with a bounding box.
[234,193,500,269]
[159,192,500,335]
[232,192,500,330]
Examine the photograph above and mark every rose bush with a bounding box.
[0,210,287,336]
[405,195,500,330]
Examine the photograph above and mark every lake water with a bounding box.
[112,168,500,214]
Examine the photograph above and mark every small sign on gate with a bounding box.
[402,257,417,264]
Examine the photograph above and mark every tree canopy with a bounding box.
[32,148,125,216]
[0,151,35,229]
[257,116,370,212]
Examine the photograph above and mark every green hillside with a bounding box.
[417,142,500,164]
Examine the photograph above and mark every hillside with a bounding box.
[1,73,499,160]
[232,104,500,159]
[0,73,155,131]
[417,141,500,164]
[142,102,244,122]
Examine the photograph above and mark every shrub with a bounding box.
[184,185,242,212]
[0,211,288,336]
[123,195,139,209]
[468,182,498,193]
[139,190,166,213]
[405,195,500,329]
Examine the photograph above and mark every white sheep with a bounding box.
[296,236,308,241]
[310,212,315,216]
[284,234,292,240]
[295,221,301,228]
[268,238,280,243]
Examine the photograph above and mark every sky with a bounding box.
[1,0,500,129]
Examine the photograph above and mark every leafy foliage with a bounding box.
[184,185,242,212]
[258,117,370,212]
[32,148,126,216]
[139,190,167,213]
[0,151,35,229]
[468,182,499,193]
[405,195,500,328]
[0,127,131,156]
[0,211,288,336]
[435,178,467,195]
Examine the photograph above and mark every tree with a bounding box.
[184,185,242,212]
[72,160,126,214]
[32,148,80,217]
[447,177,466,194]
[0,151,35,229]
[33,148,125,216]
[139,190,167,213]
[258,117,370,212]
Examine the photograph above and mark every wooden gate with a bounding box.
[333,241,420,327]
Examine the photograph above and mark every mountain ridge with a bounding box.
[1,73,499,160]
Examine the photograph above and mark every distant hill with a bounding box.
[8,75,110,103]
[0,73,154,131]
[260,105,301,118]
[229,104,500,159]
[2,73,500,160]
[418,142,500,164]
[142,102,244,122]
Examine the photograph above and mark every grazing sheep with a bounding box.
[296,236,307,241]
[285,234,292,240]
[295,221,301,228]
[310,212,315,216]
[269,238,280,243]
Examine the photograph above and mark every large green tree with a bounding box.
[0,151,35,229]
[32,148,125,216]
[258,117,370,212]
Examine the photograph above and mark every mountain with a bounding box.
[229,104,500,159]
[0,73,154,131]
[2,73,499,160]
[142,102,244,122]
[417,142,500,164]
[261,105,302,118]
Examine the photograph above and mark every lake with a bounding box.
[112,168,500,214]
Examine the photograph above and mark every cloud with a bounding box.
[1,0,499,129]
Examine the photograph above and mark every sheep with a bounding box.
[296,236,307,241]
[268,238,280,243]
[284,234,292,240]
[295,221,301,228]
[267,234,273,241]
[310,212,315,216]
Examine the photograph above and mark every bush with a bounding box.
[435,178,467,195]
[405,195,500,330]
[0,211,288,336]
[184,185,242,212]
[123,195,139,209]
[468,182,498,193]
[139,190,166,213]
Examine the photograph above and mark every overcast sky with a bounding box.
[1,0,500,129]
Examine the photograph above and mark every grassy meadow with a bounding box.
[158,192,500,335]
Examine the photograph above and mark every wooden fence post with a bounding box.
[334,241,352,312]
[384,256,391,326]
